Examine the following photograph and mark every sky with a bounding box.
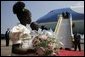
[1,1,84,34]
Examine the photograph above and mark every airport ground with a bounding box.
[1,39,84,56]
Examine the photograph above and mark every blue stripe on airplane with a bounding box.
[36,8,84,23]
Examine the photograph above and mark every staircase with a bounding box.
[55,12,73,49]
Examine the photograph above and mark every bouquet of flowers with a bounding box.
[31,29,63,56]
[9,24,63,56]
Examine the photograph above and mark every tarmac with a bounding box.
[1,39,84,56]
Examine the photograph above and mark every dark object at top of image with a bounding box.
[13,1,25,14]
[13,2,32,26]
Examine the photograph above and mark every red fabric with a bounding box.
[56,49,84,56]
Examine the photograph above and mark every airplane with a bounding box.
[36,6,84,34]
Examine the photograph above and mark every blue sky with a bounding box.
[1,1,84,34]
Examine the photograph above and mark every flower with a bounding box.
[31,34,60,56]
[48,42,54,50]
[38,35,48,40]
[36,47,45,56]
[32,36,40,47]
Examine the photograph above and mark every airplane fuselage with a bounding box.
[38,19,84,34]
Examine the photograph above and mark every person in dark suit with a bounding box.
[62,12,70,19]
[74,33,81,51]
[41,25,48,30]
[30,22,39,31]
[5,28,10,46]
